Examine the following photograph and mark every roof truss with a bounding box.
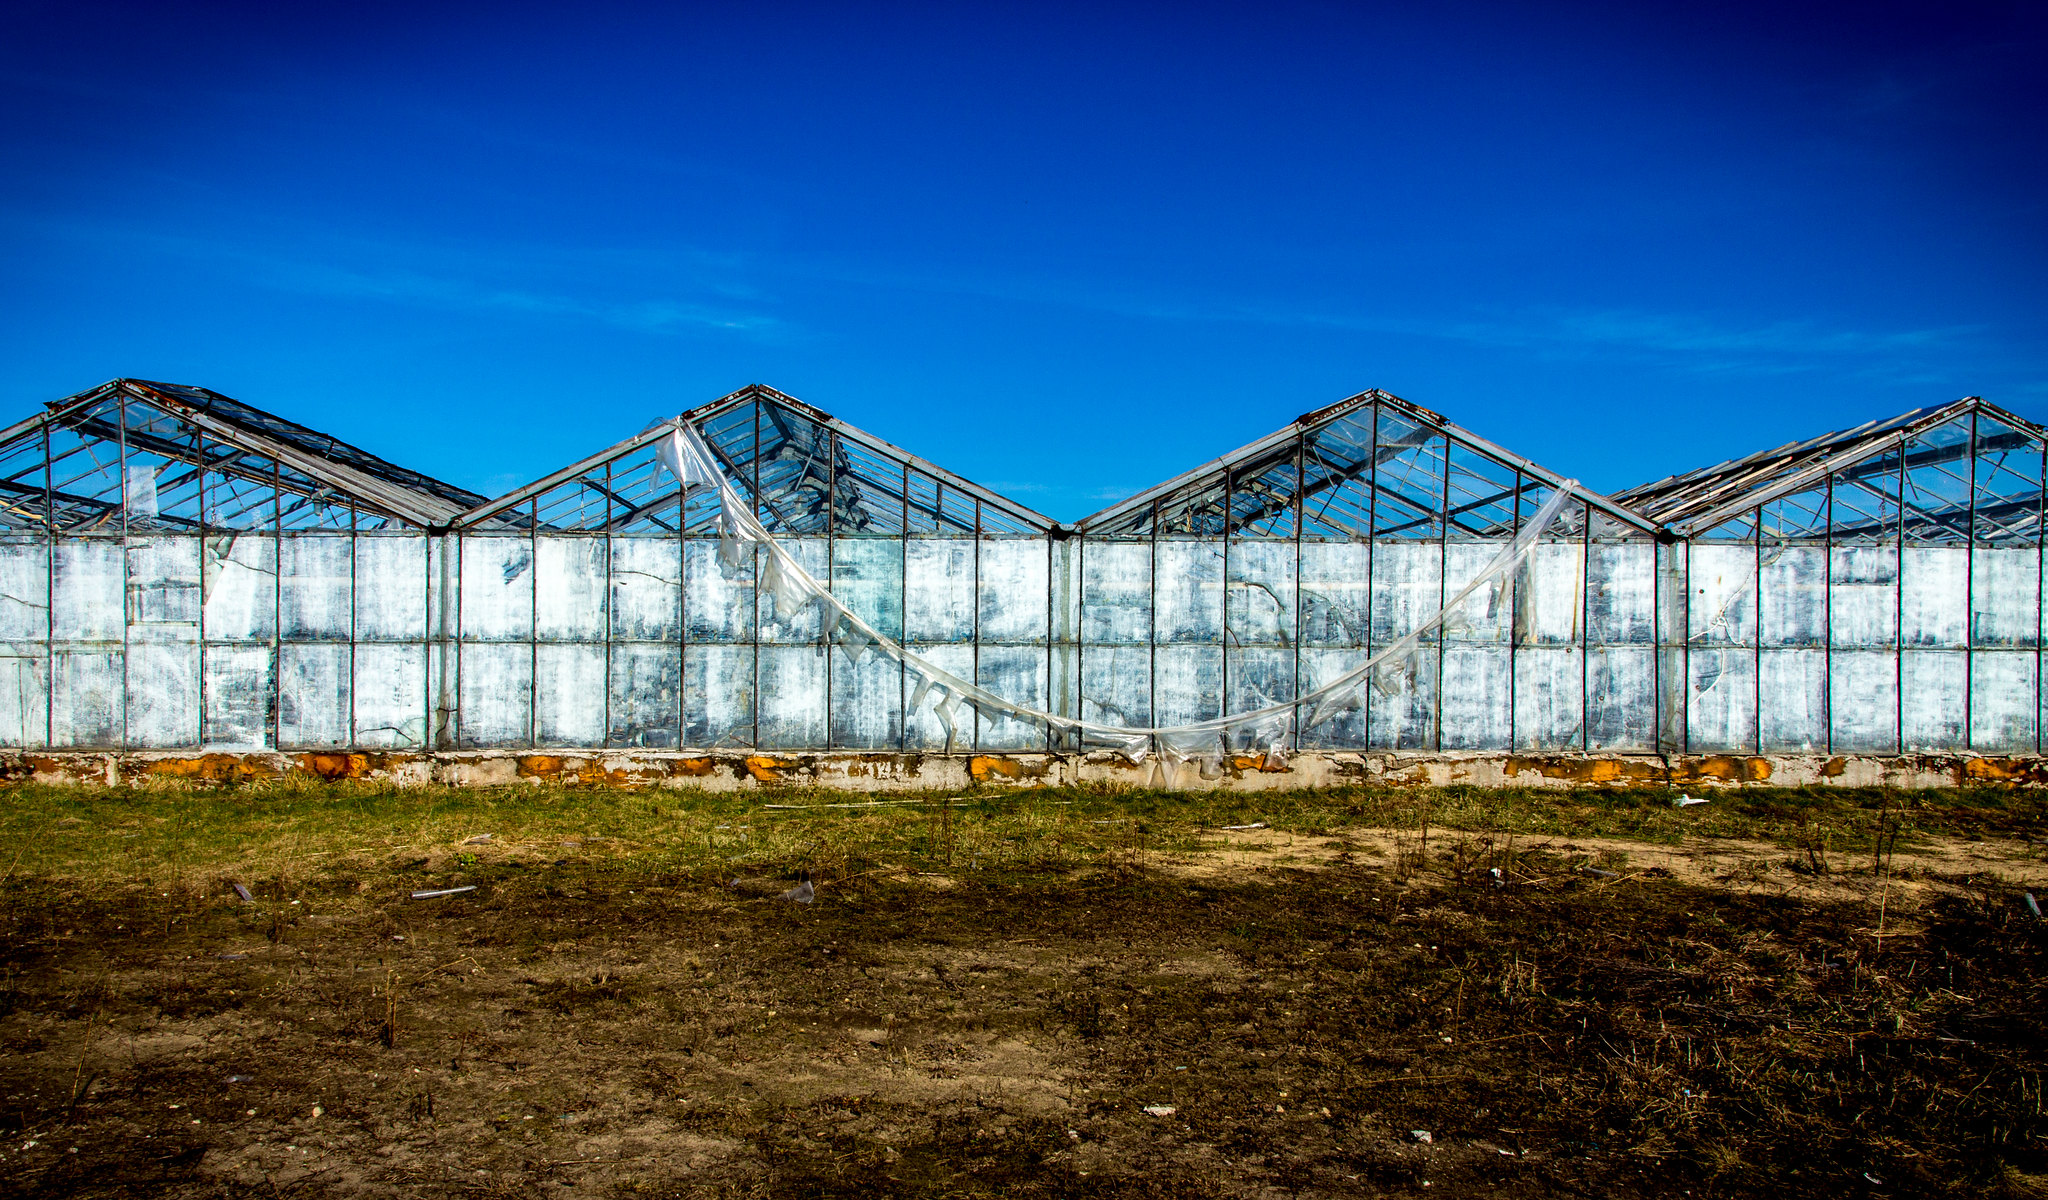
[1074,390,1657,539]
[0,379,487,534]
[453,384,1059,535]
[1617,397,2046,544]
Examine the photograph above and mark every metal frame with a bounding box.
[0,378,2041,758]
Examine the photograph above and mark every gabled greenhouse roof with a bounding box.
[1616,396,2047,542]
[1074,389,1658,538]
[454,383,1060,535]
[0,378,488,531]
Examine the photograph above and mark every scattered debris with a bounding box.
[1408,1130,1433,1144]
[410,886,478,900]
[462,834,494,845]
[216,953,246,960]
[2026,892,2043,921]
[1580,865,1620,879]
[1141,1105,1177,1117]
[1219,822,1268,831]
[1673,794,1709,808]
[1488,867,1505,887]
[782,879,815,904]
[229,882,252,903]
[224,1075,252,1084]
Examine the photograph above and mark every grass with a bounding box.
[2,778,2042,893]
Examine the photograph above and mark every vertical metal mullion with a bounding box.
[453,529,465,750]
[1222,470,1232,736]
[825,431,837,751]
[528,501,540,750]
[750,402,762,750]
[41,425,53,750]
[1147,500,1157,740]
[424,528,435,751]
[347,498,358,751]
[1823,472,1834,756]
[1363,408,1380,749]
[1042,526,1054,754]
[270,460,282,755]
[1964,409,1978,748]
[1291,433,1304,753]
[1652,534,1662,757]
[1434,438,1450,752]
[195,426,206,750]
[1753,505,1763,756]
[688,468,696,745]
[2037,430,2045,755]
[1681,532,1693,758]
[602,462,614,749]
[117,401,129,751]
[1075,517,1085,752]
[973,498,984,752]
[676,471,687,751]
[1579,492,1591,752]
[1508,471,1522,752]
[909,458,917,745]
[1895,444,1906,755]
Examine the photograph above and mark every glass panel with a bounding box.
[1901,417,1973,545]
[1369,413,1444,539]
[609,642,680,748]
[1972,417,2043,546]
[1444,445,1517,540]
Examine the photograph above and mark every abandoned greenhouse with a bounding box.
[0,377,2040,784]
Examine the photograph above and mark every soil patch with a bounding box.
[0,828,2044,1198]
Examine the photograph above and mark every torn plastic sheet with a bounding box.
[665,419,1578,758]
[124,464,159,521]
[833,615,872,665]
[761,552,812,620]
[1370,653,1419,700]
[934,690,965,745]
[651,422,726,491]
[1233,711,1294,769]
[1306,681,1363,730]
[1158,729,1222,767]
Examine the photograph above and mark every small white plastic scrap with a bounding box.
[1673,794,1709,808]
[1219,822,1268,832]
[410,886,478,900]
[1141,1105,1176,1118]
[782,879,815,904]
[2025,892,2043,921]
[1408,1129,1433,1145]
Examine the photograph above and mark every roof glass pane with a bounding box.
[1370,412,1445,539]
[1445,443,1518,540]
[1901,416,1974,545]
[1972,415,2043,546]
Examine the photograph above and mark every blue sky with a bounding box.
[2,0,2043,519]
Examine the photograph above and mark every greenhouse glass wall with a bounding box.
[0,379,2039,756]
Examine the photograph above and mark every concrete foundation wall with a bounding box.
[6,749,2044,791]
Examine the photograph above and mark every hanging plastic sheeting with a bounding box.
[666,420,1580,761]
[124,462,159,522]
[653,418,761,568]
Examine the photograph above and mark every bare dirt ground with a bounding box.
[2,825,2044,1198]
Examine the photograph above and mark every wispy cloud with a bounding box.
[774,251,1982,380]
[194,237,786,336]
[19,207,786,338]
